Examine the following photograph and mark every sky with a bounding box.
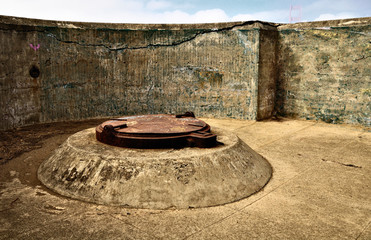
[0,0,370,24]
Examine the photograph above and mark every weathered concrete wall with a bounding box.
[0,16,370,130]
[257,29,278,120]
[0,24,41,129]
[1,16,279,130]
[276,18,371,126]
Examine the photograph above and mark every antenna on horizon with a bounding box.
[289,5,302,23]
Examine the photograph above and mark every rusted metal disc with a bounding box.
[96,113,217,148]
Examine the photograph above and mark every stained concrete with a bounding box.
[276,18,371,126]
[0,118,370,239]
[37,127,271,209]
[1,16,370,130]
[0,16,272,130]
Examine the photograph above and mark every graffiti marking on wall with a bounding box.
[30,44,40,51]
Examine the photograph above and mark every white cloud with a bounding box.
[0,0,145,22]
[146,0,172,11]
[231,10,288,23]
[142,9,228,24]
[305,0,369,22]
[0,0,289,24]
[0,0,367,24]
[314,12,358,21]
[192,9,229,23]
[307,0,361,13]
[158,10,191,23]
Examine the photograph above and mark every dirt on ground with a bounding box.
[0,119,109,188]
[0,118,370,239]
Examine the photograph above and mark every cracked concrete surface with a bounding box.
[44,20,277,51]
[2,16,370,131]
[0,118,370,239]
[0,20,276,52]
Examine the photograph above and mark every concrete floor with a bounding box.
[0,118,370,239]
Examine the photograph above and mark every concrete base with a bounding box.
[37,127,272,209]
[1,118,370,239]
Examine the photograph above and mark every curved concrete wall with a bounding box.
[277,19,371,126]
[0,15,370,130]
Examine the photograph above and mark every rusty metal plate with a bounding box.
[96,112,217,148]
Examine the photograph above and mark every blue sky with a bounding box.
[0,0,370,24]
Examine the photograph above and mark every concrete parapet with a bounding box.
[0,16,370,129]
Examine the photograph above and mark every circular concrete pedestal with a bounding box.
[38,127,272,209]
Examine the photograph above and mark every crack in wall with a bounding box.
[48,21,278,51]
[353,55,371,62]
[1,21,278,52]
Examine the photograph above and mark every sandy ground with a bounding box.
[0,118,370,239]
[0,119,110,187]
